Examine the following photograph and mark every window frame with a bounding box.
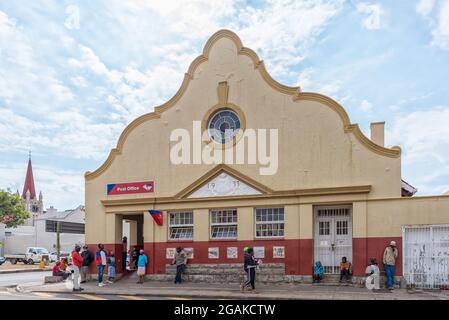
[168,211,194,241]
[254,207,285,239]
[209,209,238,240]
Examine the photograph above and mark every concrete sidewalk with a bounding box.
[0,267,52,274]
[18,272,449,300]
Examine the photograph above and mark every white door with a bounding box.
[314,206,352,274]
[403,225,449,288]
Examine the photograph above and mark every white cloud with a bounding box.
[0,163,84,210]
[387,106,449,165]
[416,0,449,50]
[360,99,373,112]
[356,2,384,30]
[387,106,449,195]
[416,0,436,16]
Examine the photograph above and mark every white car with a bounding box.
[49,251,72,264]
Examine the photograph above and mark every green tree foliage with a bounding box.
[0,189,30,227]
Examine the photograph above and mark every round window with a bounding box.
[208,109,241,144]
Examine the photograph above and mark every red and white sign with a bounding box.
[107,181,154,195]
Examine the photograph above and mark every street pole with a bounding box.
[56,221,60,261]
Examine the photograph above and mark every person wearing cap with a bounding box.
[383,240,399,290]
[71,245,84,292]
[80,245,93,283]
[136,249,148,284]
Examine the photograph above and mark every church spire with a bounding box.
[22,153,36,199]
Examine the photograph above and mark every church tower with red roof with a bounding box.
[21,153,43,226]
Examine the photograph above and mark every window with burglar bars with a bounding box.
[255,207,284,238]
[319,221,330,235]
[210,209,238,239]
[168,211,193,240]
[317,208,350,217]
[336,220,348,235]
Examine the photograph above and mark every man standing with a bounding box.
[71,245,84,292]
[131,246,139,270]
[80,245,93,283]
[121,236,128,273]
[383,240,398,290]
[96,243,107,287]
[172,247,187,284]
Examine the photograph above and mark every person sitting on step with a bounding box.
[339,256,352,283]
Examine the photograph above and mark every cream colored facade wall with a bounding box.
[84,31,449,246]
[237,207,254,241]
[366,196,449,237]
[285,204,300,239]
[194,209,209,241]
[299,204,313,239]
[353,201,367,238]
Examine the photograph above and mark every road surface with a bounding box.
[0,271,51,287]
[0,288,201,300]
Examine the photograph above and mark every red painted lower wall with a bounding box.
[144,239,313,275]
[86,243,123,274]
[353,237,402,276]
[86,237,402,277]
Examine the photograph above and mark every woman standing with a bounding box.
[136,249,148,284]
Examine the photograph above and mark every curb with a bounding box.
[0,268,52,274]
[27,288,303,300]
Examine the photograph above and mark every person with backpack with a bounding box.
[80,245,94,283]
[240,248,258,294]
[71,245,84,292]
[136,249,148,284]
[95,243,107,287]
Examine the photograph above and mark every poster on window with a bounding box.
[208,247,219,259]
[184,247,194,259]
[227,247,238,259]
[273,246,285,258]
[166,248,176,259]
[254,246,265,259]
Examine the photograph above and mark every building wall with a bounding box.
[84,30,449,278]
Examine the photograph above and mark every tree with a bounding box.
[0,189,30,227]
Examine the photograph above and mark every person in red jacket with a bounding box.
[71,245,84,292]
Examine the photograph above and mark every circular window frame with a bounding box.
[202,103,246,149]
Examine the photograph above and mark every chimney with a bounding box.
[370,121,385,147]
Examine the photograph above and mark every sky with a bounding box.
[0,0,448,210]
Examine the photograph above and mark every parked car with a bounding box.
[0,256,6,265]
[49,251,71,264]
[4,247,50,265]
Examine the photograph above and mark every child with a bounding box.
[107,251,116,283]
[365,258,380,290]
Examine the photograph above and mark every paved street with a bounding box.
[0,271,51,287]
[1,271,448,300]
[0,287,199,300]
